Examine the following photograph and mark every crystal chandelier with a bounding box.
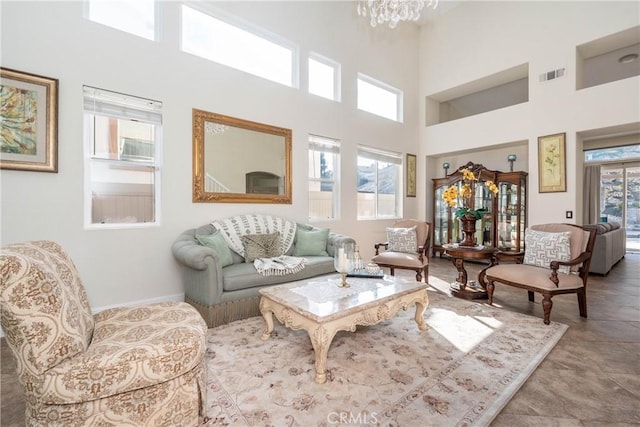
[357,0,438,29]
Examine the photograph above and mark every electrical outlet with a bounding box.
[566,211,573,219]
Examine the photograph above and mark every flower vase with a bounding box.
[459,215,478,247]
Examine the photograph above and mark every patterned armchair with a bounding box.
[0,241,207,426]
[485,224,597,324]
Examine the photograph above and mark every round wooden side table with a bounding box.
[443,245,497,300]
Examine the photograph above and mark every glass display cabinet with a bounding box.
[495,171,527,251]
[432,162,527,257]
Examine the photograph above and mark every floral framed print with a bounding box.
[538,132,566,193]
[1,67,58,172]
[406,153,416,197]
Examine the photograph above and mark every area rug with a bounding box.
[201,290,567,426]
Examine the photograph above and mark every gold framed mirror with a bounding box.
[192,109,292,204]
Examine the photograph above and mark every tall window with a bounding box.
[181,5,296,87]
[308,53,341,102]
[86,0,157,41]
[357,146,402,219]
[84,86,162,227]
[308,135,340,220]
[357,73,403,122]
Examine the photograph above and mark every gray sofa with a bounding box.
[583,222,626,275]
[172,221,355,327]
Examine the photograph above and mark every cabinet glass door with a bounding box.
[497,182,519,250]
[433,185,450,246]
[475,183,493,246]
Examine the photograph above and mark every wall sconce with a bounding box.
[442,162,450,177]
[507,154,517,172]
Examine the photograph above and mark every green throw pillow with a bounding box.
[196,232,233,267]
[241,232,282,263]
[293,228,329,257]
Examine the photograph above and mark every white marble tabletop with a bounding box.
[259,274,428,323]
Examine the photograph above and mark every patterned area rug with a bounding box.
[202,290,567,426]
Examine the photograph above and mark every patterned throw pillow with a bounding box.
[386,226,417,253]
[241,232,282,263]
[523,229,571,274]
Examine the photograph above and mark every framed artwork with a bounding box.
[0,67,58,172]
[406,153,416,197]
[538,132,566,193]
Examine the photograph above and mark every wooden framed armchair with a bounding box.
[485,224,597,324]
[0,241,208,426]
[372,220,431,282]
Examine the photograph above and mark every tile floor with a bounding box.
[1,254,639,425]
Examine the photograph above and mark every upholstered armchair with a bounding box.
[372,220,431,281]
[0,241,208,426]
[485,224,597,324]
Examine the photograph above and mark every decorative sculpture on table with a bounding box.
[334,242,355,287]
[442,166,499,246]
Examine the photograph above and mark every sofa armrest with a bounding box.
[172,229,226,307]
[326,232,357,257]
[172,232,221,271]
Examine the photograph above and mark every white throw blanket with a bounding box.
[211,214,305,276]
[253,255,306,276]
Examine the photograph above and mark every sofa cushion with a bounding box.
[386,226,417,253]
[241,232,281,262]
[523,229,571,274]
[222,256,335,292]
[196,231,233,267]
[293,228,329,257]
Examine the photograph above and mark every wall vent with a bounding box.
[539,68,566,82]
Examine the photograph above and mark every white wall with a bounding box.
[418,1,640,226]
[0,1,420,308]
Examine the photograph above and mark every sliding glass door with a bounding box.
[600,164,640,253]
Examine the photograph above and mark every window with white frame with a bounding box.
[357,73,403,122]
[181,5,296,87]
[83,86,162,227]
[308,53,341,101]
[85,0,157,41]
[357,146,402,219]
[308,135,340,220]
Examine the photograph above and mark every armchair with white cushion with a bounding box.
[372,220,431,282]
[485,224,597,324]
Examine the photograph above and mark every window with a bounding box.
[86,0,157,41]
[83,86,162,227]
[308,53,340,101]
[357,146,402,219]
[181,5,296,87]
[308,135,340,220]
[357,73,403,122]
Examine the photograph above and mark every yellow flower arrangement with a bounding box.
[442,167,499,220]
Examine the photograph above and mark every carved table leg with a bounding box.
[309,324,335,384]
[478,256,496,289]
[451,257,468,285]
[260,300,275,341]
[413,291,429,331]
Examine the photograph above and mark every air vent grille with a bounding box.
[539,68,566,82]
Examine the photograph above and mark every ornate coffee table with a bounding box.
[259,274,429,384]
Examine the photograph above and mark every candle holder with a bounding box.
[334,242,355,288]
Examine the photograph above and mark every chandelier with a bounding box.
[357,0,438,29]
